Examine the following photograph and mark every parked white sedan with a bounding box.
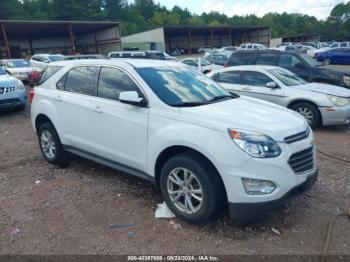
[0,59,42,82]
[208,65,350,128]
[179,58,222,74]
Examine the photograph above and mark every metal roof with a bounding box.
[0,20,120,39]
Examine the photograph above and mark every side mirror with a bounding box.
[266,81,278,89]
[295,62,304,69]
[119,91,147,107]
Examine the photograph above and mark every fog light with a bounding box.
[241,178,276,195]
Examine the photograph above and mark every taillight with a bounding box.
[29,89,35,103]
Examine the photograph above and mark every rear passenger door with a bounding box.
[213,71,242,94]
[88,66,149,172]
[55,66,98,151]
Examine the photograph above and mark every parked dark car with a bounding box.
[226,50,350,88]
[204,52,230,66]
[317,48,350,65]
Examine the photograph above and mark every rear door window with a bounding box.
[217,71,241,84]
[64,66,98,95]
[256,53,279,65]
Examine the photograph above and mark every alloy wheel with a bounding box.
[167,167,203,214]
[295,106,314,124]
[40,130,56,159]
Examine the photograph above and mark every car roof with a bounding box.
[214,65,280,72]
[50,58,182,68]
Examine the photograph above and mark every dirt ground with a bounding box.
[0,108,349,256]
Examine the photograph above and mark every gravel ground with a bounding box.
[0,108,349,256]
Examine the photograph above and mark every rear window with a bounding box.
[227,53,257,66]
[38,66,63,85]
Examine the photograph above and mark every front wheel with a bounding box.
[291,102,321,128]
[159,153,225,224]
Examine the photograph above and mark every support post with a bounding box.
[168,37,172,52]
[68,24,76,55]
[1,24,11,59]
[188,29,192,54]
[94,33,99,53]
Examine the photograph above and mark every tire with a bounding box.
[38,122,69,167]
[291,102,321,128]
[323,58,331,65]
[159,153,225,224]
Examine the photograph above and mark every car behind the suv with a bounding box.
[31,59,317,224]
[226,50,350,88]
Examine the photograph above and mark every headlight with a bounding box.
[17,80,25,90]
[228,129,281,158]
[343,75,350,86]
[327,95,349,107]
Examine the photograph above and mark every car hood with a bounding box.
[179,96,308,142]
[0,74,19,85]
[294,83,350,97]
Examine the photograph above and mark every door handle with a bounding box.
[242,87,251,91]
[92,105,103,113]
[54,95,62,102]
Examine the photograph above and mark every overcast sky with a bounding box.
[153,0,346,20]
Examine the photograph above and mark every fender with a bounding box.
[31,96,66,143]
[147,121,250,177]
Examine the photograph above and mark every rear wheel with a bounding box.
[291,102,321,128]
[159,153,225,224]
[323,57,331,65]
[38,122,69,167]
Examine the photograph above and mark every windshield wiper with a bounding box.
[171,101,207,107]
[207,95,234,103]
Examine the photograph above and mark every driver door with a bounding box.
[240,70,285,105]
[88,66,149,172]
[278,54,309,81]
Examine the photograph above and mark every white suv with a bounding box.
[31,59,318,224]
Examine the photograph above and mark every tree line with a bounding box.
[0,0,349,41]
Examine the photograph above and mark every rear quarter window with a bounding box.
[38,66,63,85]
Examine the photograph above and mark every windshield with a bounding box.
[301,54,322,67]
[6,60,30,68]
[269,68,308,86]
[0,68,6,75]
[137,66,233,107]
[200,59,211,66]
[48,55,64,62]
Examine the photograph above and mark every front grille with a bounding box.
[284,128,310,144]
[0,98,20,105]
[288,146,315,175]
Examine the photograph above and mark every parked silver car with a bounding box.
[208,65,350,128]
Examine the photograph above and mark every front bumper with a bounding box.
[0,89,27,110]
[319,105,350,126]
[229,169,318,221]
